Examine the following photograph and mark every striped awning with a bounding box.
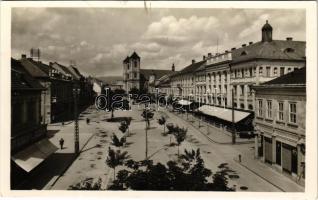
[198,105,251,123]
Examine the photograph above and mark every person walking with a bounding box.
[59,138,64,149]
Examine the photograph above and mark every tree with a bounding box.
[173,126,187,157]
[111,133,126,148]
[157,116,166,134]
[166,123,177,145]
[69,177,102,190]
[124,117,132,136]
[119,120,128,134]
[106,147,129,181]
[141,108,154,128]
[107,149,234,191]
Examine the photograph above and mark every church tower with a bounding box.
[123,52,140,92]
[261,20,273,42]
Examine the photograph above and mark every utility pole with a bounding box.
[73,88,80,154]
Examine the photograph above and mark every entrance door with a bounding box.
[282,143,292,173]
[264,137,272,164]
[291,147,298,174]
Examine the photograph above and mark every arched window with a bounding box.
[248,104,253,110]
[240,103,245,109]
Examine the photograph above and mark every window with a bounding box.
[258,100,263,117]
[289,102,297,123]
[267,100,272,119]
[134,72,137,78]
[284,48,295,53]
[249,68,253,77]
[288,68,292,73]
[278,102,284,121]
[259,67,263,76]
[280,67,285,76]
[274,67,278,76]
[134,61,138,68]
[266,67,271,77]
[241,69,244,78]
[253,67,256,76]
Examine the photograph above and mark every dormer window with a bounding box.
[240,51,247,56]
[284,48,295,53]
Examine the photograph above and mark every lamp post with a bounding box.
[73,88,80,154]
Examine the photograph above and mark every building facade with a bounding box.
[253,67,306,185]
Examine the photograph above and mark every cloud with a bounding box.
[11,8,306,77]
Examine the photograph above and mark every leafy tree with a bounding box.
[106,147,129,181]
[111,133,126,148]
[141,108,154,128]
[107,149,233,191]
[119,120,128,134]
[157,116,167,134]
[173,126,187,157]
[124,117,132,136]
[166,123,177,145]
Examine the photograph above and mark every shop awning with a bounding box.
[177,99,192,106]
[12,138,58,172]
[198,105,251,123]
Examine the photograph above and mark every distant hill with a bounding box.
[95,76,123,85]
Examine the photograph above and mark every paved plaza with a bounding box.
[21,104,303,192]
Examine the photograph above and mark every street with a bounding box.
[33,104,304,192]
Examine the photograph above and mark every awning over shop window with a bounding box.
[12,138,58,172]
[198,105,251,123]
[177,99,192,106]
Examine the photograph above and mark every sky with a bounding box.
[11,8,306,77]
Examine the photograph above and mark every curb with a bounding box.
[233,158,286,192]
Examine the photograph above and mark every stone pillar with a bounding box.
[272,134,276,165]
[236,85,240,108]
[244,84,248,110]
[254,134,259,158]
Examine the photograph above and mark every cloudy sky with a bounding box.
[11,8,305,77]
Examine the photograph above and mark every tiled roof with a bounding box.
[20,58,48,78]
[11,58,45,90]
[232,40,305,63]
[262,67,306,85]
[140,69,173,80]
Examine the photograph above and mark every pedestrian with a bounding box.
[59,138,64,149]
[86,118,90,124]
[238,154,242,163]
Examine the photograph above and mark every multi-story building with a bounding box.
[11,58,58,189]
[252,67,306,185]
[231,20,306,111]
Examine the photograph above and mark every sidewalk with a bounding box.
[234,156,304,192]
[18,107,98,190]
[171,111,254,144]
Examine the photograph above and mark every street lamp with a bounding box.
[73,87,80,154]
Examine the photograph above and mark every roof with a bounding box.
[32,61,53,75]
[232,40,306,64]
[262,20,273,31]
[130,52,140,59]
[178,60,206,75]
[11,58,45,91]
[123,56,130,63]
[54,62,74,77]
[19,58,49,78]
[140,69,173,80]
[262,67,306,85]
[66,66,82,80]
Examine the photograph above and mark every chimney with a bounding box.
[208,53,212,58]
[242,44,247,47]
[249,41,253,45]
[203,55,206,60]
[192,59,195,64]
[21,54,27,59]
[172,63,175,72]
[231,47,236,51]
[286,37,293,41]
